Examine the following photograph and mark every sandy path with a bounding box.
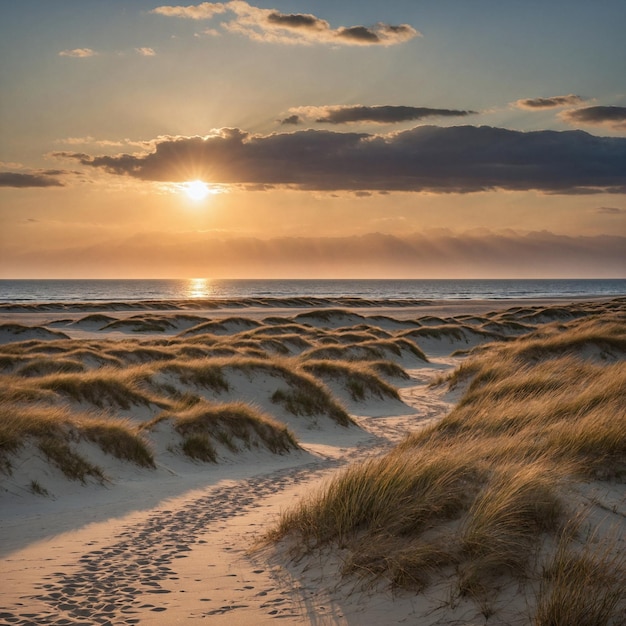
[0,362,455,625]
[2,463,333,625]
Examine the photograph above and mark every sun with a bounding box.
[183,180,211,201]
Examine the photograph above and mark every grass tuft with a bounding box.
[181,434,218,463]
[38,437,105,483]
[29,479,49,496]
[37,368,160,409]
[166,400,299,457]
[300,360,401,401]
[534,524,626,626]
[81,419,155,467]
[160,360,230,393]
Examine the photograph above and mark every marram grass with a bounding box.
[157,399,299,458]
[0,401,155,477]
[268,312,626,621]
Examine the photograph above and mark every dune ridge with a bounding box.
[0,296,435,313]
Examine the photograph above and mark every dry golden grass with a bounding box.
[157,359,231,393]
[268,310,626,619]
[535,523,626,626]
[0,401,154,479]
[4,320,394,482]
[269,448,478,547]
[157,399,299,459]
[81,418,155,468]
[34,366,166,410]
[300,360,402,401]
[16,357,86,377]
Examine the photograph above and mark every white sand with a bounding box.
[1,365,455,625]
[1,298,623,625]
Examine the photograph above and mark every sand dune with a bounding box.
[0,296,434,313]
[0,323,69,344]
[1,297,624,624]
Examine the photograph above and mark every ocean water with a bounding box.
[0,279,624,303]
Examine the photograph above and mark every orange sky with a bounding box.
[1,1,625,278]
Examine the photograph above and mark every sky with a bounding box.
[1,0,625,279]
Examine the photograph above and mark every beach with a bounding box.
[1,297,624,625]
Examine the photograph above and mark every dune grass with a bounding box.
[270,449,478,547]
[300,360,401,401]
[16,357,86,377]
[0,401,155,478]
[457,462,564,601]
[268,313,626,619]
[181,433,218,462]
[2,329,381,482]
[158,399,299,459]
[102,317,176,332]
[367,359,410,380]
[81,418,155,467]
[38,437,105,483]
[158,359,231,393]
[0,402,68,462]
[534,523,626,626]
[34,367,165,410]
[212,356,354,426]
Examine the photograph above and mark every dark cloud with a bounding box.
[596,206,626,214]
[336,26,381,43]
[514,94,585,109]
[307,105,477,124]
[279,114,302,126]
[562,106,626,131]
[59,125,626,194]
[0,172,64,188]
[266,12,325,30]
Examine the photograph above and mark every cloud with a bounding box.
[135,47,156,56]
[561,106,626,131]
[279,114,302,126]
[57,136,152,149]
[7,231,625,279]
[285,105,477,125]
[152,1,419,46]
[58,48,97,58]
[513,94,585,109]
[57,125,626,195]
[595,206,626,214]
[151,2,227,19]
[265,10,328,31]
[0,171,64,188]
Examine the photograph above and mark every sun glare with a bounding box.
[187,278,213,298]
[183,180,211,201]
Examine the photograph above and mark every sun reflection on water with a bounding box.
[187,278,212,299]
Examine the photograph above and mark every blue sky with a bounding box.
[1,1,625,277]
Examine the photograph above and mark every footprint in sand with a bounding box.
[2,461,339,624]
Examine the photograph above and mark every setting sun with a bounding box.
[183,180,210,201]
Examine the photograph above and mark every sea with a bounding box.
[0,279,624,304]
